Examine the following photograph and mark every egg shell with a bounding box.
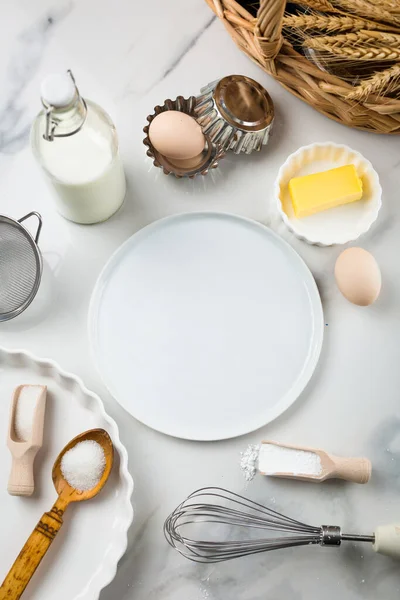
[334,247,381,306]
[148,111,205,160]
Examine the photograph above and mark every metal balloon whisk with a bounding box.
[164,487,377,563]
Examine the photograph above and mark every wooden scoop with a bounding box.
[7,385,47,496]
[0,428,113,600]
[258,441,371,484]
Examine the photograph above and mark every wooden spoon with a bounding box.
[0,428,113,600]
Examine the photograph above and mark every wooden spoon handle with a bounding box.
[0,501,65,600]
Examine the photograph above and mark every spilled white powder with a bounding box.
[259,443,322,476]
[240,444,260,482]
[14,385,45,442]
[61,440,106,491]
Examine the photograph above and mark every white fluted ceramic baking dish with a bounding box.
[0,347,133,600]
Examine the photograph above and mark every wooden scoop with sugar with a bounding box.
[258,441,371,484]
[7,385,47,496]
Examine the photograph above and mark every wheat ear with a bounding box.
[369,0,400,14]
[312,31,400,47]
[305,36,400,60]
[359,30,400,46]
[283,14,394,33]
[300,0,339,12]
[333,0,400,27]
[347,64,400,99]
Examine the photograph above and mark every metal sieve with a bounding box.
[0,212,43,322]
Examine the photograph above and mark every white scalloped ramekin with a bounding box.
[275,142,382,246]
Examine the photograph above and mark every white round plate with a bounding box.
[275,142,382,246]
[0,347,133,600]
[89,213,323,440]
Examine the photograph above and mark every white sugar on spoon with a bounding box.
[7,385,47,496]
[61,439,106,491]
[241,441,371,484]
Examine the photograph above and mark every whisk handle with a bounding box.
[373,524,400,560]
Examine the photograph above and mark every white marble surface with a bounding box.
[1,1,400,598]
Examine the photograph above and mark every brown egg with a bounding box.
[149,111,205,160]
[335,247,381,306]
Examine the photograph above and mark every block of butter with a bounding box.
[289,164,363,219]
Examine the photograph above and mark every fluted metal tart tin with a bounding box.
[195,75,274,154]
[143,96,224,179]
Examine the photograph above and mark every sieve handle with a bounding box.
[18,212,42,244]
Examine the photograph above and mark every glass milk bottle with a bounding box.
[31,71,126,224]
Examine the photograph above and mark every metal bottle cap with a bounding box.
[195,75,274,154]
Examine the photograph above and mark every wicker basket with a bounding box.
[205,0,400,134]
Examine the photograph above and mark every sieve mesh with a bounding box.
[0,218,41,318]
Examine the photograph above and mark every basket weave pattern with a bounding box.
[205,0,400,133]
